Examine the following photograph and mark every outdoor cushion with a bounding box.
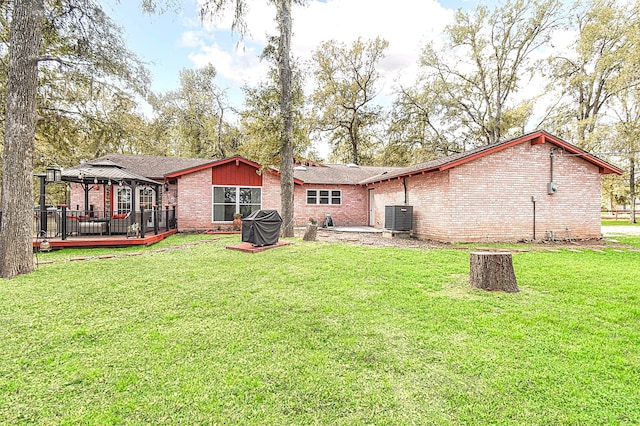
[113,213,127,219]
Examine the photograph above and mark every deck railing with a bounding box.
[32,205,177,239]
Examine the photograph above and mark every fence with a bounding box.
[601,209,639,220]
[32,205,177,239]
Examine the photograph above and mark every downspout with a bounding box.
[531,196,537,240]
[403,177,408,205]
[548,148,559,194]
[550,148,555,182]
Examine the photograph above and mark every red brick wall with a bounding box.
[370,141,603,242]
[68,140,603,240]
[261,172,282,212]
[69,183,106,214]
[175,168,214,230]
[293,184,369,227]
[175,169,281,231]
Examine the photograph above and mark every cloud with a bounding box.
[180,30,204,48]
[188,41,268,87]
[189,0,455,98]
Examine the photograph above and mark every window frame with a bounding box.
[115,187,132,213]
[306,189,342,206]
[211,185,262,222]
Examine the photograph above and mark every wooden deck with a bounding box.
[33,229,178,249]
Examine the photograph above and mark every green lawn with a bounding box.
[602,219,640,226]
[2,235,639,424]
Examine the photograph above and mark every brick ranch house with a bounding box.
[67,130,621,242]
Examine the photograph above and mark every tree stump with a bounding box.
[470,252,519,292]
[303,224,318,241]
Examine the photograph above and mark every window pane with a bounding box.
[239,204,260,217]
[319,190,329,197]
[240,187,261,204]
[307,190,317,204]
[213,205,225,221]
[214,187,236,203]
[331,190,341,205]
[117,188,131,212]
[214,204,238,221]
[213,186,226,203]
[214,186,260,220]
[319,197,329,204]
[139,187,154,208]
[223,205,236,221]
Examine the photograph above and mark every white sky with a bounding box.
[103,0,573,158]
[104,0,466,106]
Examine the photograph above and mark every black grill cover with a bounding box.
[241,210,282,246]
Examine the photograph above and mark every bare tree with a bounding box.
[311,37,388,165]
[419,0,562,146]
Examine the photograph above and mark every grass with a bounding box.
[2,235,640,424]
[602,219,640,226]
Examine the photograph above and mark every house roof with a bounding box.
[360,130,623,185]
[164,155,398,186]
[292,163,401,185]
[63,160,159,185]
[95,154,214,181]
[164,156,261,179]
[73,131,621,188]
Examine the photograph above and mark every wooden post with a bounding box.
[303,224,318,241]
[470,252,519,292]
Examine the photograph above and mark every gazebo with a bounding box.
[36,160,163,238]
[62,159,161,214]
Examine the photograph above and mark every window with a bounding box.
[306,189,342,205]
[116,187,131,213]
[115,186,156,214]
[213,186,262,221]
[138,187,155,209]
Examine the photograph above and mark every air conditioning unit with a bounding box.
[385,205,413,231]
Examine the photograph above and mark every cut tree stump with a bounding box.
[470,252,519,292]
[303,224,318,241]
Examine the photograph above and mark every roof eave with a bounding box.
[164,155,263,179]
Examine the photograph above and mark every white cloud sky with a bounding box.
[189,0,455,100]
[107,0,578,158]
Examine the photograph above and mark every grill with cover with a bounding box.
[241,210,282,246]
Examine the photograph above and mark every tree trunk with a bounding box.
[277,0,295,238]
[303,224,317,241]
[0,0,44,279]
[470,252,519,292]
[630,158,636,224]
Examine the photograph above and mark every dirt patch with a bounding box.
[298,228,639,252]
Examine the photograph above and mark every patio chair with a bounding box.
[109,212,131,235]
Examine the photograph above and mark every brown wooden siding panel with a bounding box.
[211,161,262,186]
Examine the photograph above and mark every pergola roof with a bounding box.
[95,154,214,181]
[62,160,159,186]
